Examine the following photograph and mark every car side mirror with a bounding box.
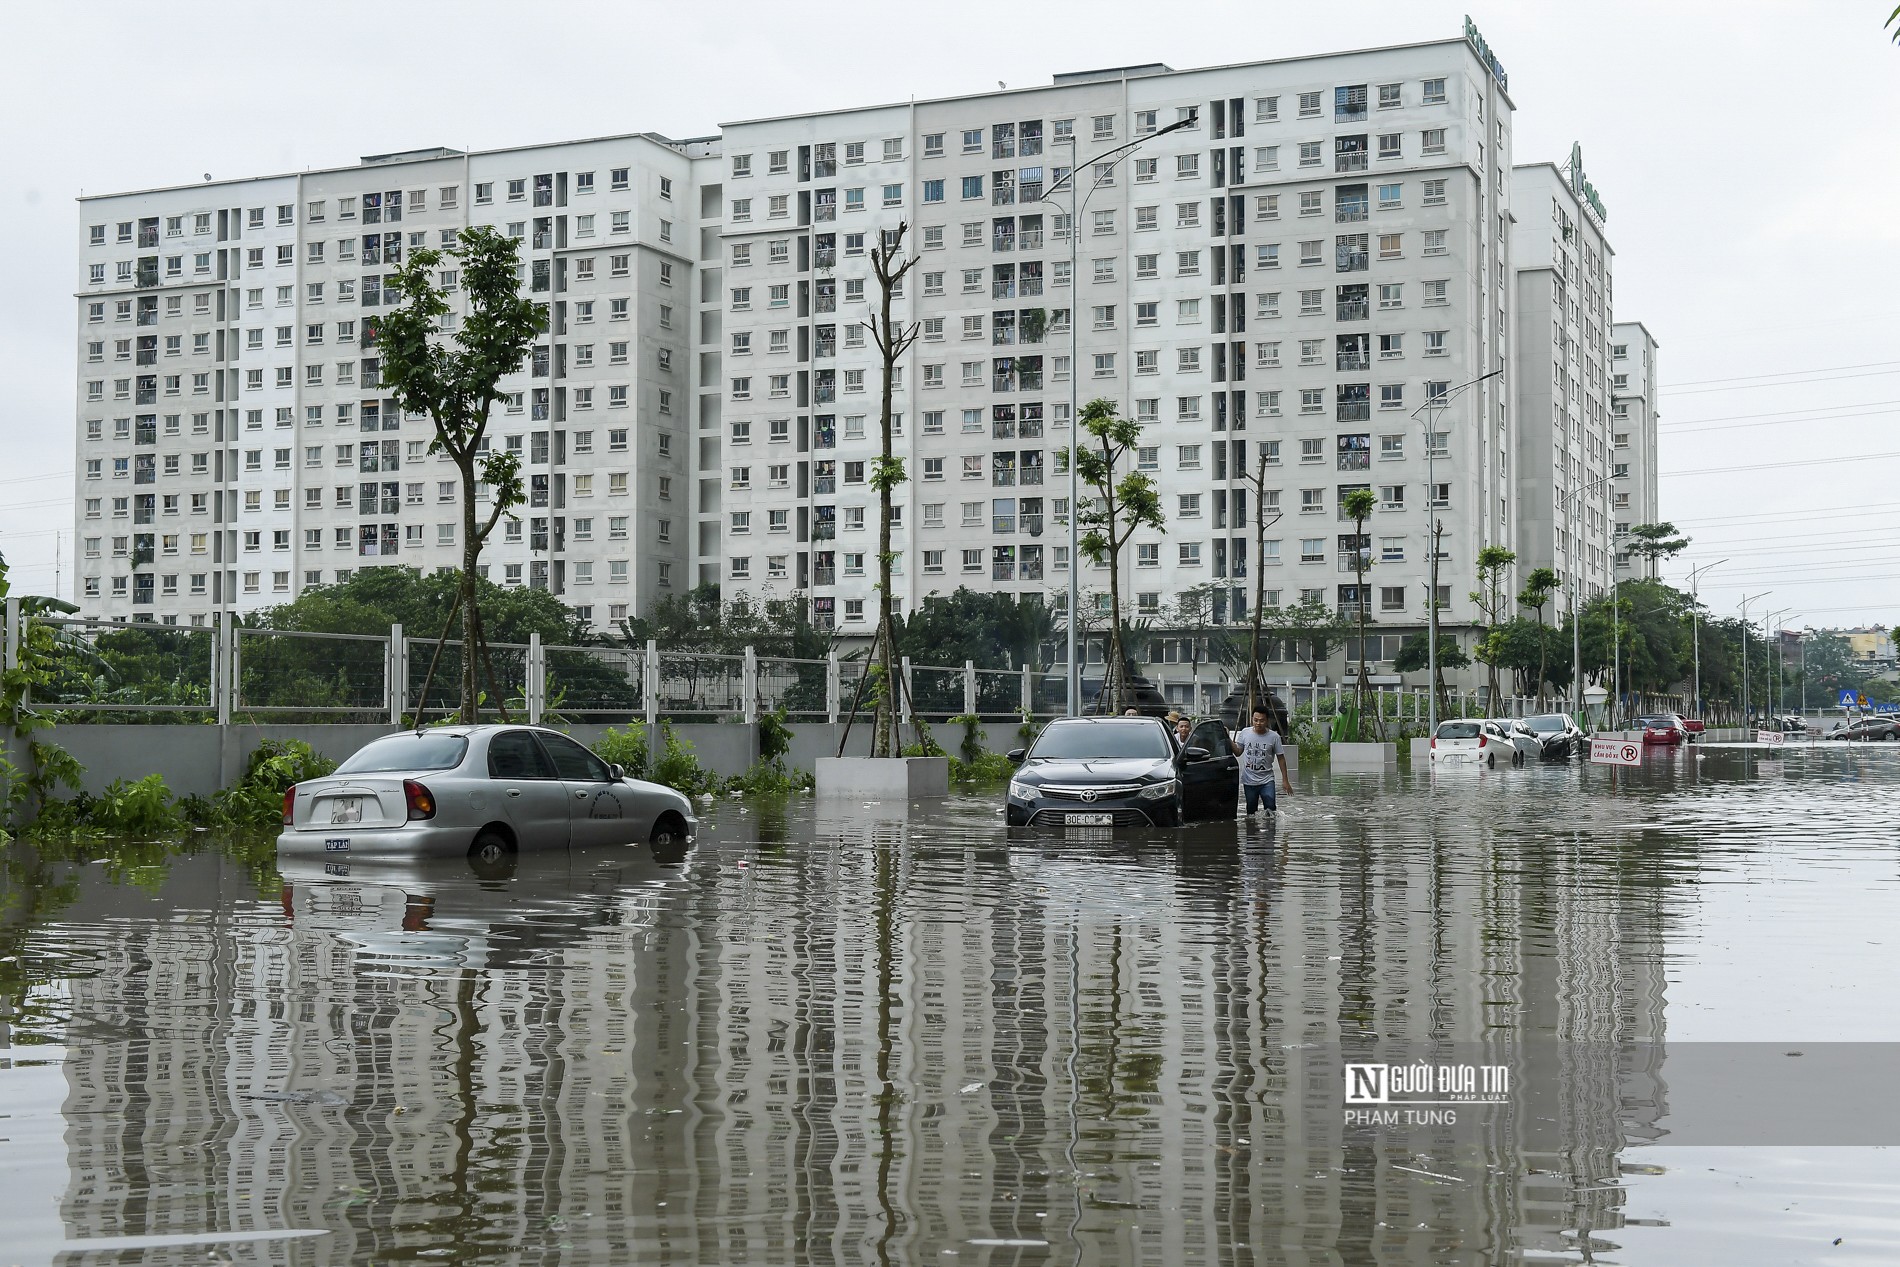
[607,764,625,781]
[1006,748,1027,764]
[1182,746,1209,762]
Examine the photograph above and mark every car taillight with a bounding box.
[282,785,295,826]
[1430,736,1437,749]
[1478,733,1487,748]
[404,780,436,821]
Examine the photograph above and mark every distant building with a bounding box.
[1610,321,1661,580]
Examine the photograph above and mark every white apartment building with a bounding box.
[80,27,1652,702]
[714,39,1518,668]
[74,134,706,627]
[1610,320,1661,578]
[1510,160,1615,612]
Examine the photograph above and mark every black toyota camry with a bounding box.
[1006,716,1218,828]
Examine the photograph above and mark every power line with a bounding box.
[1676,501,1900,529]
[1665,368,1900,397]
[1662,405,1900,438]
[1662,359,1900,390]
[1663,398,1900,429]
[1662,450,1900,478]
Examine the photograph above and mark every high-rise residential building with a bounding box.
[73,135,707,628]
[75,27,1656,704]
[1510,158,1614,618]
[713,40,1518,669]
[1610,321,1661,579]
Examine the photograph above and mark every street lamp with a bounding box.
[1409,368,1501,737]
[1045,115,1196,716]
[1764,607,1791,716]
[1739,591,1771,725]
[1686,558,1727,719]
[1559,472,1616,715]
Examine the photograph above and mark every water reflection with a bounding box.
[0,754,1894,1263]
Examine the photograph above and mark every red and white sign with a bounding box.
[1590,738,1643,766]
[1756,729,1785,746]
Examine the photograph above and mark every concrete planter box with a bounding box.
[1330,742,1397,770]
[1409,737,1433,764]
[814,756,951,800]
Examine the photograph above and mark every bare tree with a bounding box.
[863,224,920,757]
[1242,445,1285,720]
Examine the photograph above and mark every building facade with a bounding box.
[1510,161,1615,617]
[1610,320,1661,579]
[713,41,1518,674]
[74,29,1659,704]
[74,135,705,628]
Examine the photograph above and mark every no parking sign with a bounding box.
[1590,738,1642,766]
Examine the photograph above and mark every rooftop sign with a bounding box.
[1567,142,1609,223]
[1463,16,1508,92]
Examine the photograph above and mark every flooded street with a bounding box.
[3,748,1899,1265]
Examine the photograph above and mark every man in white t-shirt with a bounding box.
[1231,706,1291,814]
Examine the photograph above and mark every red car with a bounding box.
[1634,714,1685,745]
[1675,715,1705,743]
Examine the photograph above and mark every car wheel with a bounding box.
[650,812,690,851]
[468,828,517,881]
[1884,732,1897,742]
[1486,752,1496,768]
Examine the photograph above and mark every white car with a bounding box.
[1430,718,1503,767]
[1483,719,1540,765]
[278,725,698,866]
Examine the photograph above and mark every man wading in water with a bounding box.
[1231,707,1292,815]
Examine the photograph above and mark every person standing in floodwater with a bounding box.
[1231,706,1292,815]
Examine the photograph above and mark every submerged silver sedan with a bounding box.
[278,725,698,864]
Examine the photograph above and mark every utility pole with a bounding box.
[1686,559,1726,721]
[1044,115,1194,716]
[1764,607,1790,717]
[1410,368,1500,736]
[1739,591,1771,726]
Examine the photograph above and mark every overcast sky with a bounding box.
[2,0,1893,635]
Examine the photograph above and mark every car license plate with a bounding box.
[324,837,351,852]
[330,797,362,825]
[1440,753,1472,763]
[1065,812,1114,826]
[324,861,351,876]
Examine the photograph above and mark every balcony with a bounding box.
[814,385,835,404]
[993,562,1016,581]
[1337,300,1369,322]
[1336,403,1370,423]
[814,338,835,359]
[993,280,1016,300]
[1020,230,1043,250]
[1020,514,1043,536]
[1336,352,1369,372]
[1020,369,1043,390]
[532,233,553,251]
[814,476,835,494]
[1336,553,1368,573]
[992,373,1017,393]
[815,296,836,314]
[1335,106,1367,124]
[135,267,161,289]
[135,350,156,366]
[1019,276,1043,297]
[137,310,157,327]
[993,230,1015,252]
[813,566,836,586]
[1336,205,1368,223]
[814,205,836,222]
[135,426,157,446]
[814,249,836,268]
[1336,249,1368,272]
[1337,450,1370,471]
[1335,152,1369,174]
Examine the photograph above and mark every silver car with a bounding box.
[277,725,698,865]
[1484,718,1542,764]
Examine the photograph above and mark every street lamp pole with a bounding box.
[1048,116,1194,715]
[1739,590,1771,726]
[1409,368,1500,737]
[1686,559,1726,720]
[1764,607,1790,716]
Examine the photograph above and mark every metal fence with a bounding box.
[18,615,217,717]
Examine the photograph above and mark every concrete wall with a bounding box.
[7,717,1032,800]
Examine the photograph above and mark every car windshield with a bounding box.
[1436,721,1481,740]
[336,732,470,774]
[1523,716,1568,733]
[1636,717,1672,727]
[1029,722,1171,760]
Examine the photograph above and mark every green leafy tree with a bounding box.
[1394,629,1470,674]
[1516,566,1560,702]
[1623,522,1690,575]
[382,225,548,722]
[863,223,920,756]
[1072,397,1164,712]
[1793,631,1866,701]
[1342,487,1378,733]
[1468,545,1517,706]
[1271,596,1348,688]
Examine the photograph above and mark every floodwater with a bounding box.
[3,747,1900,1266]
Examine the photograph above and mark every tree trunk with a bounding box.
[1354,517,1369,739]
[871,248,900,757]
[458,452,481,723]
[1099,433,1125,713]
[1535,608,1548,708]
[1247,451,1269,719]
